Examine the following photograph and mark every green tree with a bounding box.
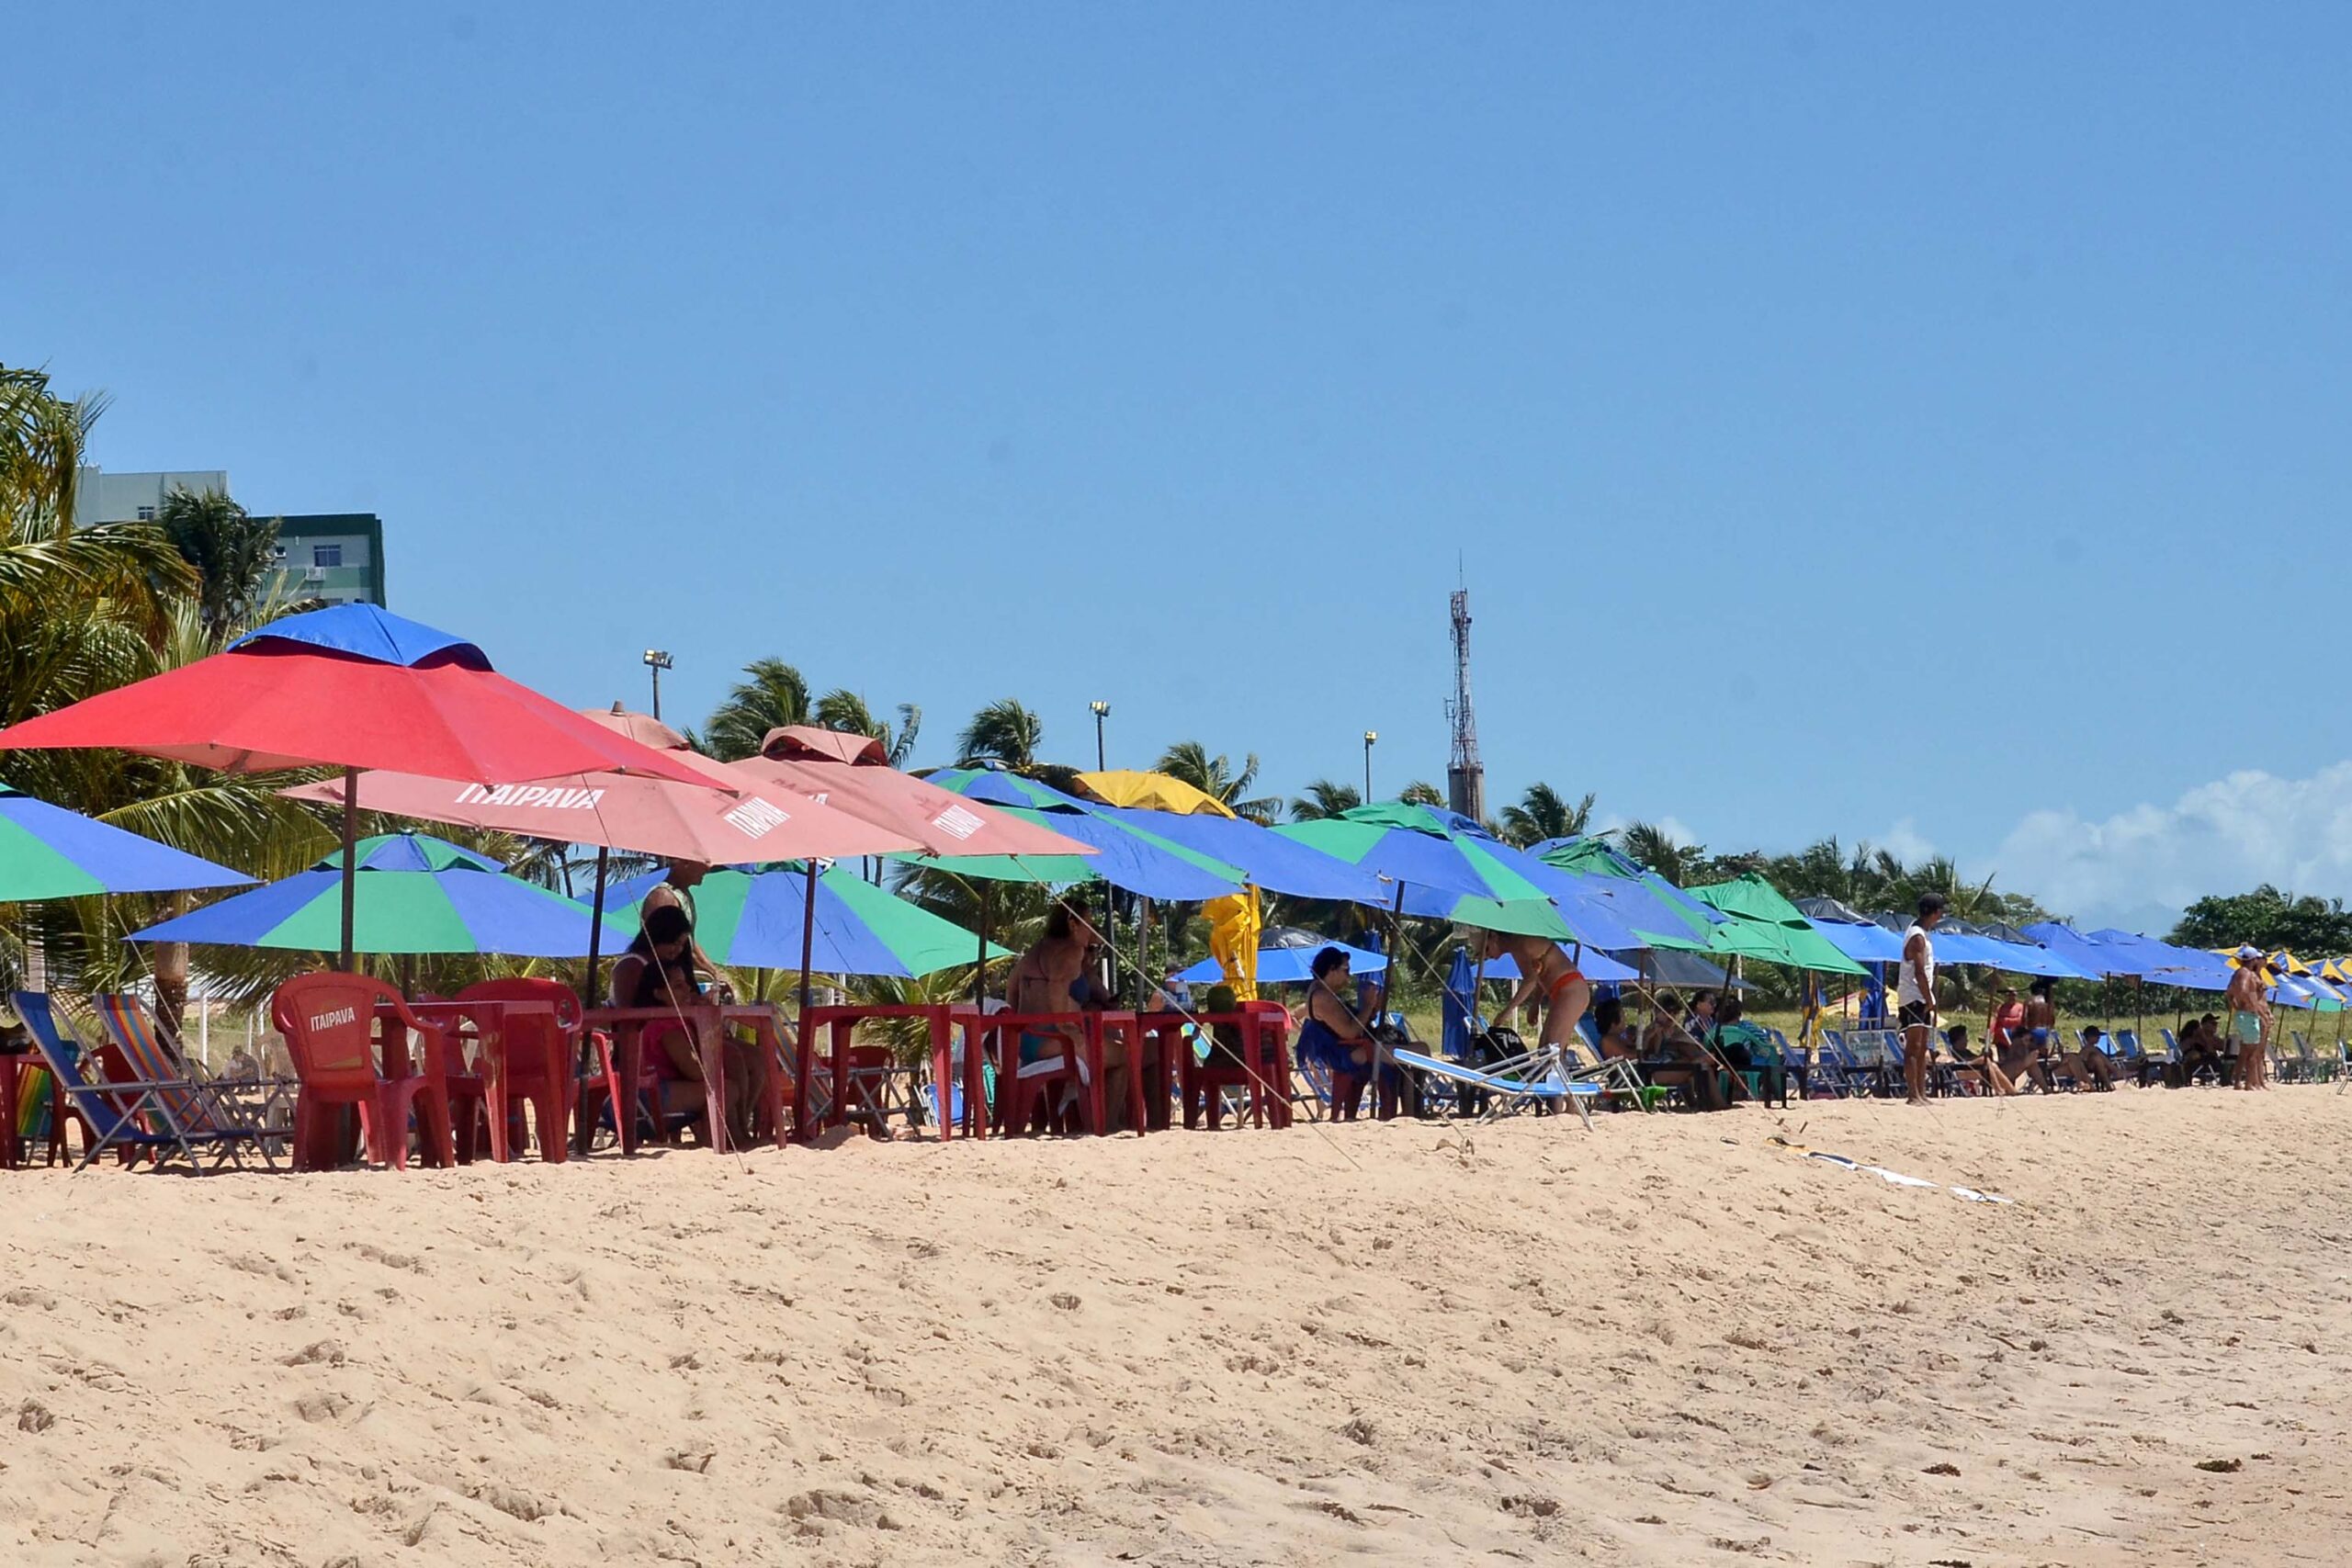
[2170,886,2352,955]
[156,485,284,640]
[1398,780,1444,808]
[956,699,1045,771]
[812,689,922,766]
[1497,783,1595,847]
[1616,820,1705,885]
[702,658,811,761]
[1288,779,1362,821]
[1155,740,1278,823]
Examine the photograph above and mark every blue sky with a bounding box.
[12,5,2350,930]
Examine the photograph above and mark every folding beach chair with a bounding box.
[1388,1046,1594,1131]
[12,992,241,1169]
[94,994,278,1168]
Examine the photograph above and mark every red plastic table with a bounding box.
[0,1055,21,1168]
[582,1002,790,1155]
[797,1003,982,1142]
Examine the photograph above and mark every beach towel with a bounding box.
[1767,1135,2015,1205]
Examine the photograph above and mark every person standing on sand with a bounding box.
[1483,931,1592,1055]
[1898,893,1946,1104]
[2224,947,2274,1090]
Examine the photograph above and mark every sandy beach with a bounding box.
[5,1089,2348,1566]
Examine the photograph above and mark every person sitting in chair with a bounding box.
[1298,947,1385,1122]
[608,905,717,1143]
[2067,1025,2119,1090]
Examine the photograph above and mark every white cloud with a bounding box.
[1876,818,1937,865]
[1991,764,2352,933]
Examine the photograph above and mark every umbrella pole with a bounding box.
[972,883,989,1009]
[337,767,360,973]
[575,844,610,1158]
[1136,898,1154,1010]
[797,862,820,1023]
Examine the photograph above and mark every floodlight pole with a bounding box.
[643,649,673,720]
[1363,730,1377,802]
[1090,700,1110,771]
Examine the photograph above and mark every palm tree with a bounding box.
[1155,740,1279,823]
[1398,780,1444,808]
[1288,779,1362,821]
[702,658,811,761]
[1616,819,1705,885]
[1498,783,1595,847]
[813,688,922,766]
[956,699,1045,771]
[156,486,283,641]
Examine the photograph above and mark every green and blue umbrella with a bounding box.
[1276,803,1576,938]
[128,832,627,956]
[606,864,1007,977]
[0,781,253,903]
[903,769,1245,899]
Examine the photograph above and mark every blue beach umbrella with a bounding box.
[606,864,1007,977]
[1175,940,1387,987]
[0,780,253,902]
[129,832,627,957]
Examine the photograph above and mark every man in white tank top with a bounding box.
[1897,892,1948,1103]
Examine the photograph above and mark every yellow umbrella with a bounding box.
[1072,769,1237,818]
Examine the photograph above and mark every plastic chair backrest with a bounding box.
[2115,1029,2141,1058]
[2160,1027,2180,1061]
[454,977,582,1071]
[454,976,582,1033]
[272,974,401,1091]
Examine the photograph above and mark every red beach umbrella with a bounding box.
[0,605,726,969]
[747,725,1093,859]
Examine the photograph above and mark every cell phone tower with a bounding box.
[1445,570,1485,822]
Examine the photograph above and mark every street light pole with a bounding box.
[1090,700,1110,772]
[1363,729,1377,802]
[642,649,673,720]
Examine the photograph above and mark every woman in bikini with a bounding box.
[1482,931,1592,1055]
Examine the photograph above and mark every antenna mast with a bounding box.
[1445,570,1485,821]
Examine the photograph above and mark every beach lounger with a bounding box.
[13,991,246,1169]
[1388,1046,1594,1131]
[93,994,278,1168]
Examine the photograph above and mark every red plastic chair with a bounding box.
[270,974,456,1171]
[993,1015,1088,1135]
[1182,1000,1292,1129]
[453,978,620,1163]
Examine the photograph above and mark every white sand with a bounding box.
[5,1089,2349,1566]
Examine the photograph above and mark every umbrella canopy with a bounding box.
[0,781,253,902]
[605,865,1005,977]
[1091,807,1390,902]
[0,605,722,969]
[1477,946,1646,986]
[279,757,917,864]
[0,606,718,787]
[1278,804,1574,938]
[740,726,1092,860]
[128,832,627,957]
[2020,921,2161,979]
[1804,914,1908,965]
[1686,874,1869,976]
[1175,943,1387,986]
[908,770,1245,899]
[1532,838,1729,951]
[1072,770,1237,818]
